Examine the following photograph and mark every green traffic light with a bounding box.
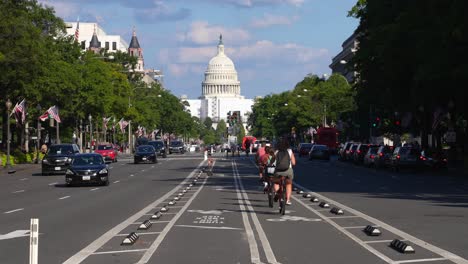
[372,123,377,127]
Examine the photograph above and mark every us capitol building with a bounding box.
[183,35,255,130]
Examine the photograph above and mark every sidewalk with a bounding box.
[1,163,40,175]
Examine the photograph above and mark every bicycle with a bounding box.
[265,176,275,208]
[277,176,287,215]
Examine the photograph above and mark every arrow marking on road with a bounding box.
[0,230,31,240]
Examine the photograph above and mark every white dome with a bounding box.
[202,35,241,98]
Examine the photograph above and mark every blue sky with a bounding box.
[39,0,358,99]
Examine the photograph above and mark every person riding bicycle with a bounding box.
[261,146,274,190]
[255,142,267,179]
[272,138,296,205]
[245,140,251,156]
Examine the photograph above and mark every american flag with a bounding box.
[74,18,80,42]
[118,118,129,133]
[39,105,61,123]
[10,99,26,125]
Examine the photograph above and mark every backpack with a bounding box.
[275,150,291,172]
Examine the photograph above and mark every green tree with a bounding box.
[215,120,227,144]
[237,124,246,145]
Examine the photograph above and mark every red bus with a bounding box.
[315,127,339,152]
[242,136,256,151]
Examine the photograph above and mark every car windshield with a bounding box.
[48,145,73,155]
[301,143,313,148]
[170,141,182,146]
[369,147,379,154]
[137,146,154,152]
[149,141,164,148]
[314,145,327,150]
[72,155,103,165]
[97,145,113,150]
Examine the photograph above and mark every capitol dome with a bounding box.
[202,35,241,98]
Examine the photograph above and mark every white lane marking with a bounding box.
[136,163,211,264]
[393,258,449,264]
[116,232,161,237]
[12,190,25,193]
[176,225,242,230]
[59,196,71,200]
[92,249,148,255]
[343,226,368,229]
[130,174,135,177]
[0,230,31,240]
[48,182,58,186]
[4,208,24,214]
[266,215,322,222]
[294,183,468,264]
[90,188,99,191]
[326,216,360,219]
[364,240,397,244]
[130,221,170,225]
[64,160,206,264]
[235,160,278,264]
[20,178,28,181]
[292,196,393,263]
[187,209,233,215]
[113,180,120,183]
[109,167,114,169]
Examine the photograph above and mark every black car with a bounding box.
[169,141,185,154]
[353,144,379,164]
[134,145,157,164]
[419,148,448,170]
[308,144,330,160]
[375,145,394,169]
[390,146,420,171]
[65,154,109,186]
[148,140,167,158]
[42,144,80,175]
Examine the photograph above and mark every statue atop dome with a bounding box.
[219,34,223,45]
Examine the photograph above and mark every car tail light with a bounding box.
[358,150,361,154]
[379,152,383,157]
[420,156,426,161]
[350,150,354,153]
[370,155,374,159]
[396,155,400,160]
[346,150,349,153]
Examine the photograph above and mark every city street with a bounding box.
[1,152,467,264]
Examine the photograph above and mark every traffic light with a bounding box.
[372,117,380,128]
[232,112,238,124]
[395,120,401,126]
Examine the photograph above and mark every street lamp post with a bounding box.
[88,114,93,153]
[35,104,42,164]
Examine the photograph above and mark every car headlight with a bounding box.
[42,159,48,164]
[67,157,73,163]
[99,168,108,174]
[65,169,74,175]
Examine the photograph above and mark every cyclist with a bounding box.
[255,142,267,179]
[272,138,296,205]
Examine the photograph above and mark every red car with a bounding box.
[95,144,118,163]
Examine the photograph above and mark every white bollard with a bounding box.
[204,150,208,161]
[29,218,39,264]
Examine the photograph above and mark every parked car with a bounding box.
[298,143,314,157]
[169,140,185,154]
[42,143,80,175]
[95,144,118,163]
[363,146,380,167]
[148,140,167,158]
[375,145,394,169]
[65,153,109,186]
[390,146,420,171]
[353,144,379,164]
[346,143,360,161]
[419,148,448,170]
[308,144,330,160]
[338,142,354,161]
[134,145,157,164]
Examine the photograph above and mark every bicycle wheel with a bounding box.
[268,182,274,208]
[279,179,286,215]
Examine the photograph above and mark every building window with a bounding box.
[81,41,86,50]
[112,42,117,50]
[105,42,109,50]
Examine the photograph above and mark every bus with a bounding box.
[315,127,339,153]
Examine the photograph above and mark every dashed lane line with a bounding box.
[343,226,369,229]
[48,182,58,186]
[364,240,399,244]
[116,232,161,237]
[90,188,99,191]
[63,160,205,264]
[12,190,25,193]
[294,183,468,264]
[20,178,28,181]
[59,196,71,200]
[4,208,24,214]
[326,215,361,219]
[113,180,120,184]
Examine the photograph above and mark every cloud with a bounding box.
[178,21,250,45]
[250,13,299,28]
[134,2,191,23]
[204,0,305,8]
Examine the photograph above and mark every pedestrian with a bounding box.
[41,143,48,154]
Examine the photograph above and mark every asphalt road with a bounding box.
[1,151,467,264]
